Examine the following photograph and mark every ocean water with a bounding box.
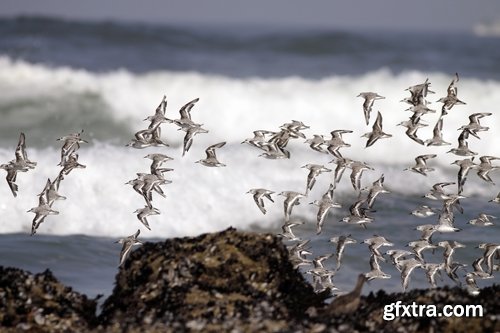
[0,17,499,300]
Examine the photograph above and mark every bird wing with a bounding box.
[205,142,226,159]
[155,95,167,116]
[15,132,26,161]
[179,98,199,121]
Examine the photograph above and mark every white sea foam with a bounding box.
[0,57,499,237]
[0,141,497,238]
[1,55,499,161]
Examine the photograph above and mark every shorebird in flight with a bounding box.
[246,188,274,215]
[196,142,227,167]
[361,111,392,148]
[116,229,143,267]
[357,92,385,125]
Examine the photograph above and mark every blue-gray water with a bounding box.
[0,16,498,303]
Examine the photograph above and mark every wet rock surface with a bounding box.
[0,228,498,332]
[98,227,326,332]
[0,267,97,332]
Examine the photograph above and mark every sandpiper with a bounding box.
[279,191,306,221]
[242,130,276,150]
[422,263,445,288]
[361,111,392,147]
[447,130,477,157]
[464,273,480,296]
[411,206,438,218]
[137,173,169,207]
[407,240,437,263]
[330,157,353,185]
[362,235,394,259]
[279,219,304,242]
[397,120,428,146]
[451,157,477,194]
[471,257,494,279]
[325,130,352,158]
[287,239,312,268]
[144,95,173,132]
[404,154,437,176]
[126,126,168,149]
[403,78,434,106]
[28,195,59,236]
[468,213,496,227]
[424,182,455,200]
[439,240,466,268]
[57,130,88,165]
[329,234,357,271]
[307,254,333,277]
[116,229,143,267]
[414,224,438,243]
[196,142,227,167]
[301,164,331,195]
[340,195,375,228]
[398,258,422,292]
[304,134,328,154]
[362,174,390,209]
[445,262,467,287]
[133,206,160,230]
[357,92,385,125]
[489,192,500,204]
[458,112,492,138]
[14,132,37,169]
[181,124,209,156]
[386,249,412,271]
[348,160,374,192]
[310,194,341,235]
[246,188,274,215]
[440,193,464,215]
[434,210,461,233]
[39,178,66,206]
[476,155,499,185]
[1,132,37,197]
[145,153,173,173]
[477,243,500,275]
[173,98,201,129]
[0,162,28,197]
[364,254,391,281]
[437,73,466,115]
[425,117,451,146]
[59,153,86,176]
[405,104,436,121]
[258,142,290,160]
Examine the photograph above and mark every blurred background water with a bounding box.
[0,15,498,301]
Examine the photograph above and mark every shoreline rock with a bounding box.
[0,228,498,332]
[98,227,326,332]
[0,267,97,332]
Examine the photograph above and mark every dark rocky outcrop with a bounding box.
[0,267,97,332]
[98,227,326,332]
[0,228,498,332]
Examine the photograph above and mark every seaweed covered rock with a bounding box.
[0,267,97,332]
[98,227,326,332]
[1,228,498,332]
[319,285,500,333]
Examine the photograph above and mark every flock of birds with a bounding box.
[119,96,228,266]
[1,73,499,296]
[241,73,499,296]
[1,131,87,235]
